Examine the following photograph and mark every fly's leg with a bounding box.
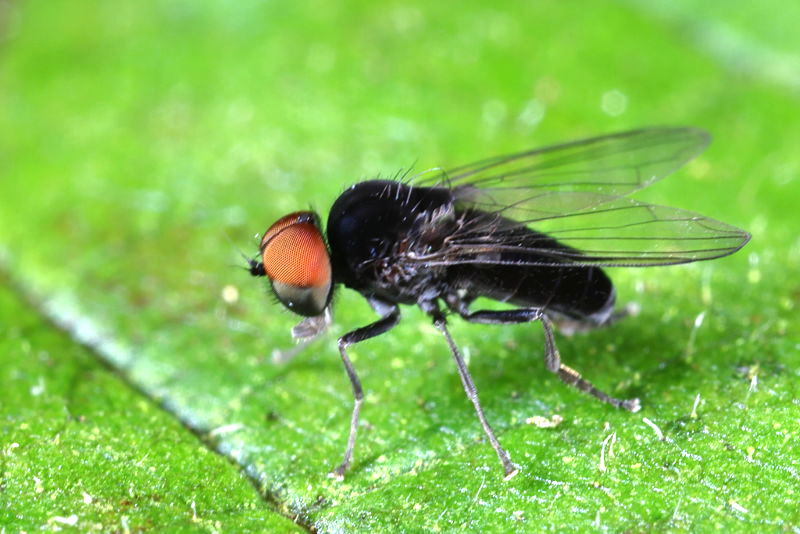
[331,300,400,479]
[272,307,333,363]
[461,308,641,413]
[423,303,518,479]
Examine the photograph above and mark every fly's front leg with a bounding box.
[331,299,400,479]
[272,307,332,364]
[461,308,640,413]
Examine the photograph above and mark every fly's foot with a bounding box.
[622,397,641,413]
[606,395,641,412]
[503,465,520,481]
[328,465,347,481]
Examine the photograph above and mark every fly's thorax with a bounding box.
[326,180,455,297]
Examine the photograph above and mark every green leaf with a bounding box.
[1,0,798,531]
[0,280,306,532]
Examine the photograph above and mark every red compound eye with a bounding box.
[260,212,332,316]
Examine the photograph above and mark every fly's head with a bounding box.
[252,211,333,317]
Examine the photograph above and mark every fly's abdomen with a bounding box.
[452,262,614,322]
[448,210,616,323]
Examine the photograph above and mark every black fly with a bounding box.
[248,127,750,479]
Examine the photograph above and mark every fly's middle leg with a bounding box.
[459,307,640,413]
[421,301,518,479]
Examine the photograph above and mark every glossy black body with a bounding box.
[253,127,750,478]
[326,180,615,324]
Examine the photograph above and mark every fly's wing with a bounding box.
[410,193,750,267]
[413,127,711,202]
[405,127,750,268]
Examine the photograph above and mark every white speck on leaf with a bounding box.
[601,89,627,116]
[690,393,701,419]
[51,514,78,526]
[642,417,665,441]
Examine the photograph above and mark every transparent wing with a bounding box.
[401,127,748,268]
[403,127,750,267]
[413,127,710,205]
[405,193,750,268]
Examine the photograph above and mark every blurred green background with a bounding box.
[1,1,798,532]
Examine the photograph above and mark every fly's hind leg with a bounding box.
[459,307,640,413]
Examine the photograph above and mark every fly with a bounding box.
[248,127,750,479]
